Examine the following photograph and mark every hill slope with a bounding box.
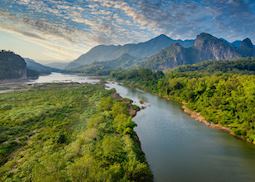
[74,53,140,75]
[25,58,61,75]
[0,50,27,81]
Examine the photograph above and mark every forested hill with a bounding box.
[110,58,255,144]
[0,50,27,81]
[173,57,255,74]
[0,50,64,81]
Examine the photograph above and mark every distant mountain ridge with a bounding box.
[66,34,194,70]
[25,58,61,75]
[67,32,255,72]
[142,33,255,70]
[74,53,141,75]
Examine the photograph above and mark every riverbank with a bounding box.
[181,104,255,144]
[106,80,255,182]
[116,80,255,145]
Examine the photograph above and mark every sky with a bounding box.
[0,0,255,63]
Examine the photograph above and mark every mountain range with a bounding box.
[25,58,61,75]
[66,32,255,73]
[1,32,254,80]
[67,34,194,70]
[143,33,254,70]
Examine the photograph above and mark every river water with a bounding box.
[105,82,255,182]
[4,73,255,182]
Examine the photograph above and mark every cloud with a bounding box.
[0,0,254,62]
[131,0,255,40]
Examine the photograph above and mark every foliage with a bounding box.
[0,83,152,181]
[111,58,255,143]
[111,68,164,92]
[173,57,255,74]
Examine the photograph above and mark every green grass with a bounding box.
[0,83,152,181]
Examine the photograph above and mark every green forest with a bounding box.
[0,83,152,181]
[111,58,255,144]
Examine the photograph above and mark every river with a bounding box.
[105,82,255,182]
[3,73,255,182]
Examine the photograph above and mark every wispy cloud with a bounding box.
[0,0,254,62]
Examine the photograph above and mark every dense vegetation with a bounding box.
[0,83,152,181]
[175,57,255,74]
[111,68,164,93]
[111,58,255,144]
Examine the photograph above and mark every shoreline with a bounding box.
[181,103,249,143]
[111,89,153,180]
[117,81,253,144]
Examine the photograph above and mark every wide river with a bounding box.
[12,73,255,181]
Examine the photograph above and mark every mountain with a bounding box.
[142,33,254,70]
[0,50,27,81]
[47,62,69,69]
[239,38,254,56]
[75,53,140,75]
[232,40,242,47]
[67,33,255,73]
[194,33,241,60]
[66,34,194,70]
[25,58,61,75]
[142,44,198,70]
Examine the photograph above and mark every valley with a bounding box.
[1,1,255,181]
[1,23,255,182]
[1,72,255,181]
